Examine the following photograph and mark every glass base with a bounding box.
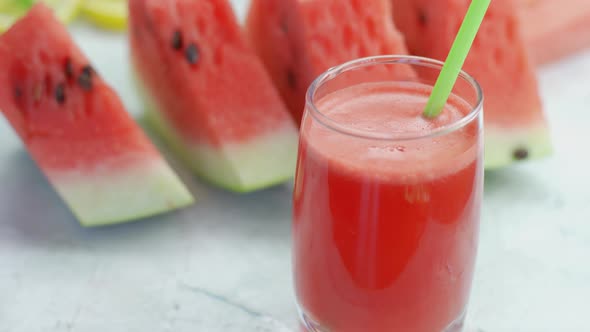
[299,308,466,332]
[299,310,323,332]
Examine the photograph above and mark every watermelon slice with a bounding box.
[521,0,590,65]
[0,4,194,226]
[129,0,298,192]
[246,0,413,125]
[391,0,552,169]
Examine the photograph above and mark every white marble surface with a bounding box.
[1,1,590,331]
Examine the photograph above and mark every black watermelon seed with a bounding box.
[171,30,183,50]
[280,16,289,33]
[78,65,94,91]
[64,58,74,79]
[82,65,94,76]
[185,43,200,64]
[513,148,529,160]
[13,86,22,100]
[55,83,66,104]
[287,69,296,89]
[418,9,427,26]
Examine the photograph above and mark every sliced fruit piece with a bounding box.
[0,4,194,226]
[0,0,33,11]
[81,0,127,31]
[129,0,299,192]
[0,0,80,31]
[0,0,33,31]
[44,0,79,22]
[246,0,413,125]
[391,0,552,168]
[520,0,590,65]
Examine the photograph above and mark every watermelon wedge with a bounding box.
[246,0,413,125]
[521,0,590,65]
[129,0,298,192]
[391,0,552,169]
[0,4,194,226]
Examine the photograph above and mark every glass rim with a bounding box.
[305,55,484,141]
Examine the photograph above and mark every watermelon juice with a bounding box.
[293,56,484,332]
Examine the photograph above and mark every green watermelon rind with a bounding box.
[134,77,299,193]
[49,158,195,227]
[484,125,552,169]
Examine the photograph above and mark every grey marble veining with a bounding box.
[1,1,590,331]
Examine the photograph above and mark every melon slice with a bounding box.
[246,0,413,125]
[520,0,590,65]
[129,0,298,193]
[0,0,81,32]
[391,0,552,169]
[81,0,128,31]
[0,4,194,226]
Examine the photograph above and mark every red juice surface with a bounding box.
[293,81,483,332]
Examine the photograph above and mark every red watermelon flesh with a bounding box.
[246,0,413,125]
[391,0,552,169]
[129,0,298,192]
[0,4,194,226]
[521,0,590,65]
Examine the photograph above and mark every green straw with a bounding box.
[423,0,491,118]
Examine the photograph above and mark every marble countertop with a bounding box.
[1,1,589,331]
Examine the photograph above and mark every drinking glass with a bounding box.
[293,55,484,332]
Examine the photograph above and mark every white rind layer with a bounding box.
[485,125,552,169]
[47,158,194,227]
[145,108,299,193]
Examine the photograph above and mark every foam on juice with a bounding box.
[303,81,480,182]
